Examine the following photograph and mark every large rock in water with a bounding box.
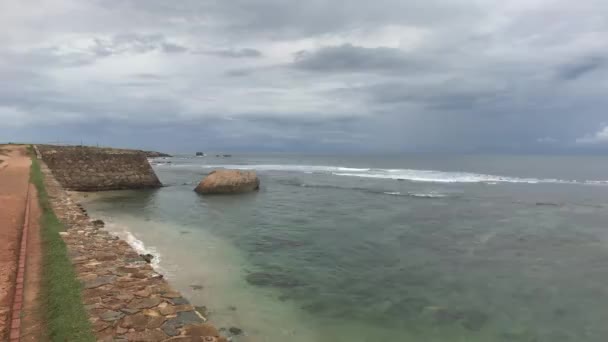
[194,170,260,194]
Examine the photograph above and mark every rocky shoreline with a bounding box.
[39,158,227,341]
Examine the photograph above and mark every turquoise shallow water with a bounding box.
[83,154,608,341]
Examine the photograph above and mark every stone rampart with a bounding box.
[37,145,162,191]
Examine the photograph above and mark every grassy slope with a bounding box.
[29,148,95,342]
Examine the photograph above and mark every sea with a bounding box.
[80,153,608,342]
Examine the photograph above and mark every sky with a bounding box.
[1,0,607,153]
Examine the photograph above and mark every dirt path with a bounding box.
[20,184,44,342]
[0,146,43,341]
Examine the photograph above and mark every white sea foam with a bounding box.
[384,191,448,198]
[585,180,608,185]
[332,169,604,185]
[409,192,447,198]
[107,227,161,269]
[331,170,549,184]
[196,164,608,186]
[199,164,371,173]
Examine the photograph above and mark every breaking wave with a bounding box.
[199,164,608,186]
[105,223,162,269]
[198,164,370,173]
[408,192,448,198]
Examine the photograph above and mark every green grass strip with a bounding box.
[29,146,95,342]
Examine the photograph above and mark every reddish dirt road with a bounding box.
[20,184,43,342]
[0,146,43,341]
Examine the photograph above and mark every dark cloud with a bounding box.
[130,73,165,80]
[116,0,481,38]
[206,48,262,58]
[292,44,422,73]
[557,56,606,81]
[331,79,509,113]
[162,42,189,53]
[96,33,188,55]
[224,69,254,77]
[18,47,96,68]
[3,33,189,71]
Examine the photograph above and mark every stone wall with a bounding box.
[38,158,228,341]
[37,145,162,191]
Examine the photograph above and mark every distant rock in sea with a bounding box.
[143,150,172,158]
[194,170,260,195]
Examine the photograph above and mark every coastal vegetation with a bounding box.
[29,147,95,341]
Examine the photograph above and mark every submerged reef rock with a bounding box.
[245,272,301,288]
[424,306,489,331]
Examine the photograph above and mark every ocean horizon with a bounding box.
[80,153,608,341]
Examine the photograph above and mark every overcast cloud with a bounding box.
[1,0,607,153]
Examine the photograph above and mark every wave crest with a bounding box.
[197,164,607,185]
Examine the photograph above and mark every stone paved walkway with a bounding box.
[39,158,227,342]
